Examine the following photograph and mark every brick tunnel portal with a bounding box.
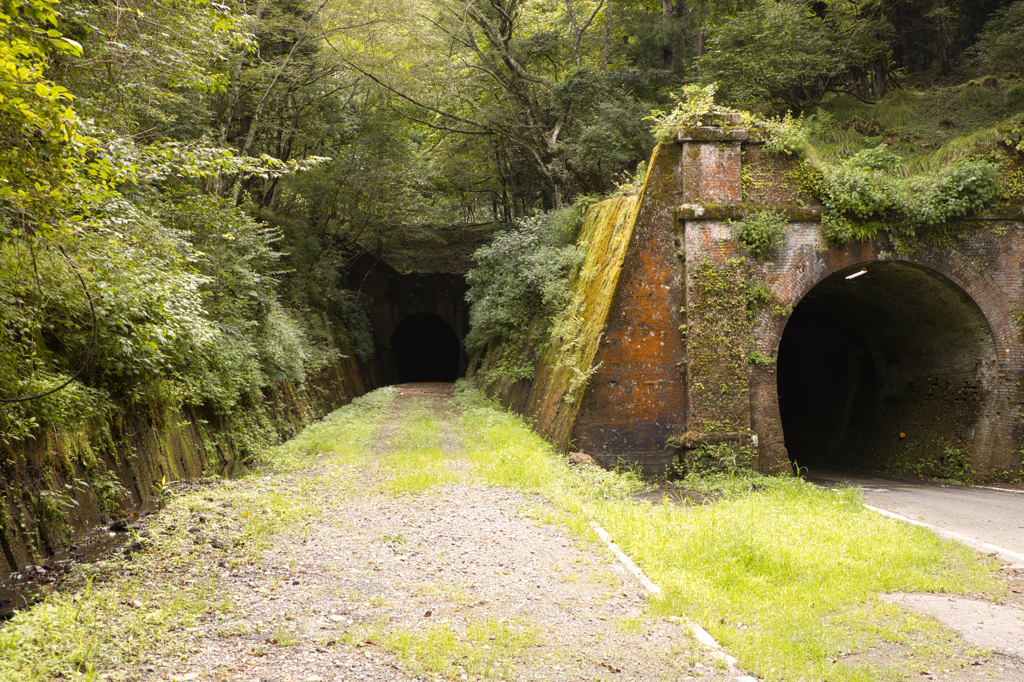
[776,262,998,473]
[390,312,462,383]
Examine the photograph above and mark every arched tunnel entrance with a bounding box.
[389,313,462,383]
[777,262,997,473]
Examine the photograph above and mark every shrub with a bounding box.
[1006,84,1024,111]
[818,145,1001,243]
[464,200,590,354]
[733,210,788,259]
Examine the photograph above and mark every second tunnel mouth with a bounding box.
[389,312,462,383]
[776,262,997,475]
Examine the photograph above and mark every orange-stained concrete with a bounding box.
[570,144,688,475]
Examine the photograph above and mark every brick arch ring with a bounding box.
[771,240,1023,378]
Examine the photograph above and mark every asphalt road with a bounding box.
[804,466,1024,565]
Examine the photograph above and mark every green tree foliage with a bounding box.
[0,0,111,236]
[970,0,1024,73]
[54,0,247,134]
[3,0,1023,449]
[551,67,657,193]
[698,0,892,112]
[338,0,661,214]
[0,0,343,445]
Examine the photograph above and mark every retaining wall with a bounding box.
[0,354,375,574]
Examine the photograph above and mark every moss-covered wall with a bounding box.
[527,195,642,454]
[473,144,688,475]
[474,120,1024,481]
[570,145,687,474]
[472,194,644,452]
[0,354,375,574]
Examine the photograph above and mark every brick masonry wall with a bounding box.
[672,125,1024,477]
[755,224,1024,475]
[482,130,1024,479]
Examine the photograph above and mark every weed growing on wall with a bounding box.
[91,470,130,516]
[933,445,976,483]
[646,84,722,137]
[870,435,977,484]
[650,85,1018,246]
[673,443,757,478]
[815,145,1002,245]
[732,209,788,259]
[744,282,773,319]
[647,84,810,157]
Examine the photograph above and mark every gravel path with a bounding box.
[160,384,740,682]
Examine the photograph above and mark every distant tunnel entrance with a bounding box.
[777,262,997,472]
[390,313,461,383]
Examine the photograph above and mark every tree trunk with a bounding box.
[695,1,706,58]
[661,0,675,71]
[600,0,611,72]
[871,59,888,99]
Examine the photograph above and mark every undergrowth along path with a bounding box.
[0,383,1021,682]
[165,383,735,682]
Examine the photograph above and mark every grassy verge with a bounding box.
[375,392,459,494]
[453,382,1001,682]
[0,388,397,682]
[360,617,538,680]
[0,383,1003,682]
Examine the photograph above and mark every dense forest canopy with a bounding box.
[1,0,1023,447]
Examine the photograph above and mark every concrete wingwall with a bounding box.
[481,121,1024,480]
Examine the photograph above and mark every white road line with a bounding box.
[976,485,1024,495]
[863,504,1024,564]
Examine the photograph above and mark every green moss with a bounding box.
[687,258,750,432]
[529,195,642,445]
[872,436,977,483]
[1,357,357,565]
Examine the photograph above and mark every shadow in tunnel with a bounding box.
[777,262,996,472]
[389,313,462,383]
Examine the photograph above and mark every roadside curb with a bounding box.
[588,520,759,682]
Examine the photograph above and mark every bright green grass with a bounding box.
[0,388,399,682]
[375,395,459,494]
[0,384,1002,682]
[357,616,538,679]
[808,80,1023,170]
[261,385,398,470]
[598,482,992,681]
[0,510,229,681]
[453,382,1001,682]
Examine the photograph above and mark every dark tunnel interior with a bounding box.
[777,262,996,472]
[390,313,462,383]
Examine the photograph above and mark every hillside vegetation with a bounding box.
[1,0,1023,481]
